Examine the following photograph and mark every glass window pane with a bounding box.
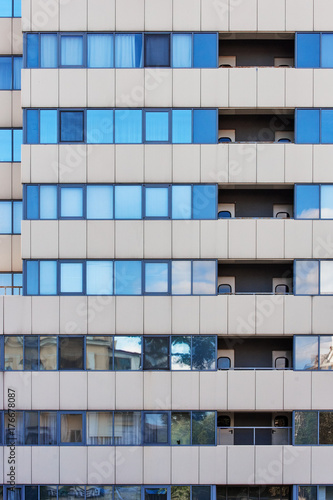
[172,185,191,219]
[114,185,142,219]
[171,261,191,295]
[115,109,142,143]
[171,412,191,445]
[298,488,317,500]
[193,109,217,144]
[40,261,57,295]
[172,110,192,144]
[13,201,22,234]
[59,337,84,370]
[40,336,57,370]
[0,129,12,161]
[58,487,85,499]
[192,260,216,295]
[26,34,39,68]
[86,261,113,295]
[60,111,84,142]
[26,261,39,295]
[172,34,192,68]
[13,0,21,17]
[144,262,169,293]
[193,33,217,68]
[86,487,112,500]
[26,185,39,219]
[4,336,23,370]
[193,185,216,219]
[24,335,38,370]
[145,111,169,142]
[295,185,319,219]
[88,34,114,68]
[5,411,24,444]
[294,411,318,444]
[320,260,333,294]
[60,262,83,294]
[319,412,333,444]
[87,109,113,144]
[41,34,58,68]
[40,411,57,444]
[322,34,333,68]
[145,489,167,500]
[13,56,22,90]
[171,336,191,370]
[295,336,319,370]
[13,129,22,161]
[296,33,320,68]
[114,411,141,445]
[295,260,319,295]
[61,35,83,66]
[60,187,83,218]
[0,0,12,17]
[40,186,57,219]
[60,413,83,443]
[321,109,333,143]
[192,336,216,370]
[0,202,12,233]
[114,336,142,370]
[40,110,57,144]
[145,34,170,67]
[143,412,168,444]
[114,261,142,295]
[87,411,113,445]
[171,487,190,500]
[143,337,169,370]
[26,486,38,500]
[296,109,320,144]
[25,411,38,444]
[26,109,39,144]
[86,336,113,370]
[145,187,169,218]
[320,336,333,370]
[115,34,143,68]
[13,272,22,295]
[87,186,113,219]
[321,185,333,219]
[192,488,211,500]
[0,57,12,89]
[192,411,215,444]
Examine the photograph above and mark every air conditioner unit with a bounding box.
[218,276,235,294]
[218,203,235,218]
[274,57,294,67]
[273,204,293,218]
[218,129,236,143]
[275,131,294,143]
[219,56,236,67]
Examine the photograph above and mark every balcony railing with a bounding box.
[0,286,22,296]
[217,426,292,445]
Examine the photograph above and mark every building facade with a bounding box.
[0,1,333,500]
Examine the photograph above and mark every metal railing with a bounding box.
[217,426,292,446]
[0,286,22,296]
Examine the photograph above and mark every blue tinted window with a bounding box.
[87,110,113,144]
[115,34,143,68]
[321,110,333,143]
[193,34,217,68]
[0,129,12,161]
[114,261,142,295]
[41,34,58,68]
[172,110,192,144]
[145,187,169,218]
[296,109,320,144]
[296,33,320,68]
[86,261,113,295]
[145,34,170,67]
[320,261,333,294]
[13,273,22,294]
[40,261,57,295]
[193,185,216,219]
[145,111,169,142]
[26,186,39,219]
[0,202,12,233]
[294,336,319,370]
[295,260,319,295]
[114,186,142,219]
[295,185,320,219]
[13,129,22,161]
[26,261,39,295]
[172,185,191,219]
[0,57,12,89]
[13,201,22,234]
[26,34,39,68]
[60,262,83,293]
[193,261,216,295]
[26,110,39,144]
[0,0,12,16]
[172,34,192,68]
[87,186,113,219]
[13,56,22,89]
[40,186,57,219]
[61,35,83,66]
[40,110,57,143]
[322,34,333,68]
[193,109,217,144]
[115,110,142,144]
[172,261,191,294]
[0,273,12,295]
[60,187,83,218]
[13,0,21,17]
[321,185,333,219]
[60,111,84,142]
[145,262,169,293]
[87,34,113,68]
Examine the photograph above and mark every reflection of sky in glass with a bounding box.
[86,261,113,295]
[61,187,83,217]
[320,261,333,294]
[295,336,318,370]
[145,187,168,217]
[114,336,142,354]
[172,186,191,219]
[320,336,333,370]
[114,261,141,295]
[321,186,333,219]
[114,186,142,219]
[145,112,169,142]
[145,263,169,293]
[115,487,141,500]
[172,261,191,294]
[171,336,191,370]
[295,185,319,219]
[60,263,83,293]
[295,260,319,294]
[192,261,216,294]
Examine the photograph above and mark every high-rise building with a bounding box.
[0,2,333,500]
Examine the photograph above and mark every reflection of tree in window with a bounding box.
[319,412,333,444]
[192,411,215,445]
[294,411,318,444]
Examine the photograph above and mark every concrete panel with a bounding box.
[12,91,22,128]
[21,145,31,185]
[0,164,11,199]
[32,372,60,409]
[199,371,228,410]
[115,145,144,183]
[283,371,312,410]
[31,0,59,31]
[115,447,143,483]
[282,446,311,484]
[0,298,3,334]
[257,144,285,183]
[172,372,200,410]
[173,69,201,107]
[31,69,58,107]
[145,0,172,30]
[171,447,199,484]
[144,145,172,182]
[87,447,115,484]
[284,296,312,335]
[144,69,172,107]
[229,0,257,31]
[87,296,116,335]
[12,19,22,55]
[285,220,313,258]
[312,372,333,409]
[257,68,285,107]
[257,219,284,259]
[144,372,172,410]
[201,221,228,259]
[229,68,257,107]
[4,447,31,484]
[59,144,87,183]
[115,297,144,334]
[11,235,22,270]
[173,145,200,183]
[312,296,333,334]
[31,220,58,259]
[173,0,201,31]
[4,296,31,335]
[172,297,200,334]
[229,220,256,258]
[286,0,314,30]
[115,372,144,409]
[0,92,12,128]
[227,447,255,484]
[21,69,31,109]
[201,144,229,184]
[59,296,88,335]
[87,372,116,410]
[4,372,32,409]
[60,447,87,484]
[59,220,86,259]
[199,295,228,334]
[228,295,256,335]
[60,0,87,30]
[312,448,333,483]
[313,145,333,183]
[21,221,31,260]
[228,144,257,183]
[115,221,143,258]
[59,372,88,410]
[255,371,284,411]
[143,296,172,334]
[201,69,229,108]
[172,221,200,259]
[0,19,12,53]
[255,446,283,483]
[228,371,256,410]
[258,0,285,31]
[87,145,115,183]
[31,296,60,335]
[144,447,171,484]
[256,295,284,335]
[143,221,171,259]
[314,0,333,30]
[87,0,115,30]
[32,447,60,484]
[88,69,115,107]
[286,69,313,107]
[285,144,313,183]
[21,0,31,31]
[11,163,22,200]
[199,446,227,484]
[313,221,333,259]
[87,221,114,259]
[314,70,333,107]
[31,145,58,183]
[115,69,144,107]
[201,0,229,31]
[59,69,87,108]
[115,0,145,31]
[0,236,11,271]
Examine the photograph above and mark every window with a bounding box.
[114,186,142,219]
[145,111,169,142]
[193,34,217,68]
[0,273,22,296]
[296,33,320,68]
[60,413,84,444]
[86,336,113,370]
[171,412,191,445]
[172,110,192,144]
[321,110,333,143]
[0,129,22,162]
[144,262,169,294]
[87,110,113,144]
[294,336,319,371]
[143,412,168,444]
[145,34,170,67]
[193,109,217,144]
[39,410,57,444]
[86,412,113,445]
[192,261,216,295]
[87,186,113,219]
[40,110,57,143]
[192,411,215,445]
[25,412,38,444]
[60,35,83,66]
[60,262,84,294]
[171,336,191,370]
[294,260,319,295]
[114,261,142,295]
[143,337,169,370]
[192,336,216,370]
[115,34,143,68]
[114,336,142,371]
[114,411,141,445]
[60,111,84,142]
[114,110,142,144]
[172,34,192,68]
[87,34,113,68]
[145,186,169,218]
[5,336,23,370]
[295,185,320,219]
[59,337,84,370]
[0,56,22,90]
[60,187,83,218]
[296,109,320,144]
[41,34,57,68]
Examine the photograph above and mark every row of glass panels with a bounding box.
[0,0,20,17]
[0,201,22,234]
[296,33,333,68]
[0,129,22,162]
[0,56,22,90]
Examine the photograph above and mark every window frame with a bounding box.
[296,32,333,69]
[295,183,333,220]
[0,56,22,90]
[59,33,85,69]
[58,411,86,446]
[0,128,22,162]
[294,259,333,296]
